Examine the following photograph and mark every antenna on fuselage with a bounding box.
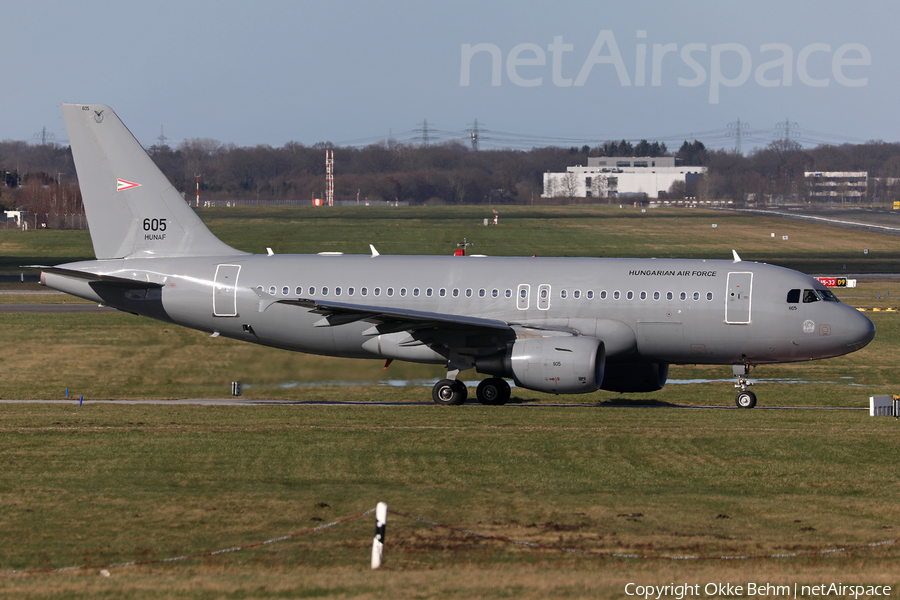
[455,238,474,257]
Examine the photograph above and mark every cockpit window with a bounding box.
[802,288,841,303]
[787,289,801,303]
[818,288,841,302]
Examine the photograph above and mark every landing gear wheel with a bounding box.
[432,379,468,406]
[476,378,511,405]
[735,390,757,409]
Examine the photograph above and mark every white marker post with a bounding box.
[371,502,387,569]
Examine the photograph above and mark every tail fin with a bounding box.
[62,103,244,259]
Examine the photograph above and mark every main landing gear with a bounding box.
[431,377,511,406]
[432,355,511,406]
[476,377,511,405]
[432,379,467,405]
[733,362,757,408]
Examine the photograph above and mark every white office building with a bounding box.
[804,171,868,201]
[542,156,707,199]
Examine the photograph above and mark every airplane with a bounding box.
[35,103,876,408]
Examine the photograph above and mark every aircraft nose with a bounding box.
[843,308,875,352]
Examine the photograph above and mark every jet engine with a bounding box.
[476,336,605,394]
[599,362,669,392]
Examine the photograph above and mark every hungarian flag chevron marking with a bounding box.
[116,178,141,192]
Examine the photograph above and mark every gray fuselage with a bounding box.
[44,253,875,369]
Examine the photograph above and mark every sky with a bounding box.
[1,0,897,152]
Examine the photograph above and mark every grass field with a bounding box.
[1,406,899,598]
[1,205,900,598]
[4,204,900,274]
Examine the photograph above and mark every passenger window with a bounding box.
[479,289,486,298]
[440,288,446,297]
[654,291,661,301]
[692,292,700,301]
[335,287,342,296]
[506,289,512,298]
[520,289,527,299]
[361,287,368,296]
[269,286,276,295]
[613,291,620,300]
[348,287,355,296]
[427,288,433,297]
[466,288,473,297]
[282,286,289,296]
[665,291,672,301]
[452,288,459,298]
[573,290,581,299]
[321,286,329,296]
[309,286,316,295]
[400,288,407,297]
[587,290,594,299]
[706,292,713,301]
[492,289,499,298]
[413,288,420,297]
[257,285,264,292]
[374,287,381,296]
[639,291,647,300]
[626,291,634,300]
[560,290,567,299]
[680,292,687,301]
[387,288,394,297]
[295,286,303,295]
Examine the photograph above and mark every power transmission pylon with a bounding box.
[726,118,750,153]
[775,118,799,142]
[413,119,432,147]
[469,119,480,151]
[33,127,55,145]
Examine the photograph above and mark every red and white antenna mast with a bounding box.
[325,150,334,206]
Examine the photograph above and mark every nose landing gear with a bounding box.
[733,362,757,408]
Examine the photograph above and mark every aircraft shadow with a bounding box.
[504,396,683,408]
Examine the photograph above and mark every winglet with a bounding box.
[732,249,742,263]
[369,244,380,257]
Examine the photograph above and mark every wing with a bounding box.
[278,298,512,335]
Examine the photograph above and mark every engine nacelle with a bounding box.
[476,336,605,394]
[599,362,669,392]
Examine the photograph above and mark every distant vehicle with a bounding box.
[37,104,875,407]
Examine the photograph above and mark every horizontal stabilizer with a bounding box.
[27,265,163,290]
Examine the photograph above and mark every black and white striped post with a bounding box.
[371,502,387,569]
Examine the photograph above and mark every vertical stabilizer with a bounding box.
[62,103,244,259]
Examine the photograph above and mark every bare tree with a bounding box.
[562,171,579,199]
